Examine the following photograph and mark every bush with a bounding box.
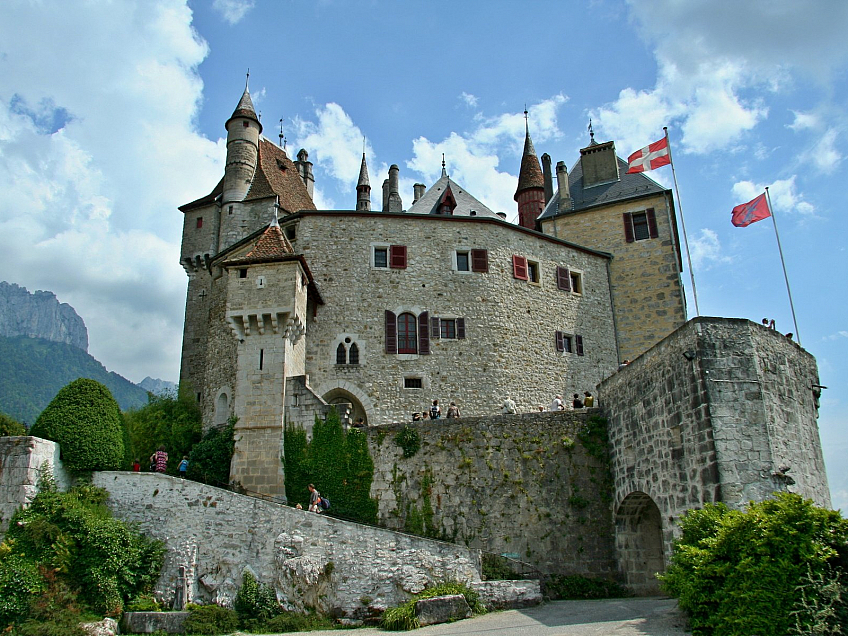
[234,570,280,627]
[183,603,239,635]
[381,581,485,631]
[0,412,27,436]
[659,492,848,636]
[30,379,124,472]
[544,574,633,600]
[186,418,235,485]
[0,554,43,626]
[255,610,334,633]
[394,425,420,458]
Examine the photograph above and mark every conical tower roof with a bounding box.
[515,125,544,197]
[226,85,262,132]
[357,153,370,188]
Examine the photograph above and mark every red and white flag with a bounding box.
[626,137,670,173]
[731,193,771,227]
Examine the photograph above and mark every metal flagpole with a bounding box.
[764,187,801,344]
[663,127,700,317]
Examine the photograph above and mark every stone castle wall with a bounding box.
[366,411,617,578]
[540,191,685,362]
[290,211,618,425]
[91,472,481,618]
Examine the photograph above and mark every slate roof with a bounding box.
[515,131,544,195]
[222,223,294,266]
[226,87,261,129]
[406,174,500,218]
[538,155,668,220]
[357,153,370,188]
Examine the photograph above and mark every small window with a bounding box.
[239,268,248,279]
[527,261,540,284]
[624,209,658,242]
[336,343,346,365]
[440,319,456,339]
[259,349,264,370]
[456,252,470,272]
[196,216,203,229]
[374,248,388,268]
[228,205,233,215]
[256,275,266,289]
[284,225,296,240]
[555,331,574,353]
[570,271,583,294]
[349,343,359,365]
[404,377,423,389]
[242,121,249,128]
[632,213,650,240]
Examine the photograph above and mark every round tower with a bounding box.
[514,111,545,230]
[223,81,262,205]
[356,153,371,211]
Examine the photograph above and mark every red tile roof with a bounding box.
[245,139,317,214]
[222,224,294,266]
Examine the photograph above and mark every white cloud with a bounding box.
[788,111,819,132]
[595,0,848,155]
[460,92,478,108]
[0,0,218,382]
[689,228,732,270]
[825,331,848,341]
[731,176,814,217]
[212,0,255,25]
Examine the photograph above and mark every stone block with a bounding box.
[471,579,542,609]
[414,594,471,626]
[121,611,189,634]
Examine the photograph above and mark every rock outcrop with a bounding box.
[0,282,88,352]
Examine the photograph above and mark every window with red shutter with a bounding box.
[418,312,430,354]
[471,249,489,273]
[512,255,528,280]
[456,317,466,339]
[196,217,203,229]
[397,313,417,353]
[575,334,584,356]
[556,266,571,291]
[623,213,634,243]
[390,245,407,269]
[430,316,441,339]
[385,310,397,354]
[647,208,658,238]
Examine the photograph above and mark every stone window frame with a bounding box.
[385,308,430,358]
[568,269,584,295]
[624,209,659,243]
[453,248,488,274]
[371,243,407,270]
[513,254,542,286]
[555,331,584,356]
[400,374,430,391]
[331,334,364,367]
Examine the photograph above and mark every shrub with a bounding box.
[659,492,848,636]
[544,574,633,600]
[186,418,235,485]
[234,570,280,627]
[30,378,124,472]
[183,603,239,635]
[256,610,333,633]
[381,581,485,630]
[0,412,27,436]
[394,425,420,458]
[0,554,43,626]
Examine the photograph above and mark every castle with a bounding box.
[178,84,687,498]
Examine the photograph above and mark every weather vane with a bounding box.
[279,118,286,149]
[588,119,595,143]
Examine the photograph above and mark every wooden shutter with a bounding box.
[418,311,430,354]
[456,317,466,339]
[555,330,564,352]
[575,334,584,356]
[384,310,397,354]
[430,316,441,339]
[471,249,489,273]
[390,245,407,269]
[647,208,658,238]
[556,266,571,291]
[512,255,528,280]
[623,213,634,243]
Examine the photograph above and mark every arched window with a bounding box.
[336,343,347,365]
[349,343,359,365]
[397,313,417,354]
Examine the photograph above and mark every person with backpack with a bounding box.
[308,483,321,512]
[430,399,441,420]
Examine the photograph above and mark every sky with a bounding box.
[0,0,845,508]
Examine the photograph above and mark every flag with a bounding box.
[626,137,670,173]
[731,193,770,227]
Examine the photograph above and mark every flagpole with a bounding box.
[764,187,800,344]
[663,127,700,317]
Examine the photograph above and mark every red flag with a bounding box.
[731,193,770,227]
[626,137,670,173]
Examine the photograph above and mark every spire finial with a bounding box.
[363,136,366,156]
[588,118,595,143]
[245,68,250,91]
[524,105,529,134]
[271,196,280,228]
[441,153,447,177]
[279,118,284,148]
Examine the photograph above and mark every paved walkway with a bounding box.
[257,597,691,635]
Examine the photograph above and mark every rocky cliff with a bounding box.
[0,282,88,352]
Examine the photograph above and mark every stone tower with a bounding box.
[223,82,261,207]
[356,153,371,211]
[514,114,545,230]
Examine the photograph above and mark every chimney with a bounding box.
[294,148,315,198]
[387,164,403,212]
[541,153,553,204]
[413,183,426,204]
[579,140,619,188]
[382,179,389,211]
[556,161,571,212]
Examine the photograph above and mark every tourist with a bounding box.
[446,401,460,418]
[583,391,594,408]
[572,393,584,409]
[150,446,168,473]
[308,483,322,513]
[430,399,441,419]
[178,456,189,478]
[550,394,564,411]
[132,459,141,472]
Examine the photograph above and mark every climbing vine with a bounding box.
[394,425,420,458]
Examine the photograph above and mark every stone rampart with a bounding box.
[91,472,481,618]
[367,410,616,578]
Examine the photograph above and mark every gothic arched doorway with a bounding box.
[322,388,367,426]
[615,492,665,595]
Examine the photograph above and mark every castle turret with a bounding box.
[514,112,545,230]
[223,82,262,205]
[356,153,371,211]
[294,148,315,198]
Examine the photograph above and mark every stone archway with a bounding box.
[615,492,665,595]
[322,388,367,426]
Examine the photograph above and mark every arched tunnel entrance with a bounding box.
[322,388,367,426]
[615,491,665,595]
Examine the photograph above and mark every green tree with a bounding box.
[30,379,124,472]
[0,412,27,436]
[283,424,310,509]
[660,493,848,636]
[186,419,235,485]
[123,385,201,473]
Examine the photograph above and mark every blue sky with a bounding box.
[0,0,845,509]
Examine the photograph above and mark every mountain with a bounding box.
[0,335,150,425]
[0,282,88,351]
[138,377,178,395]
